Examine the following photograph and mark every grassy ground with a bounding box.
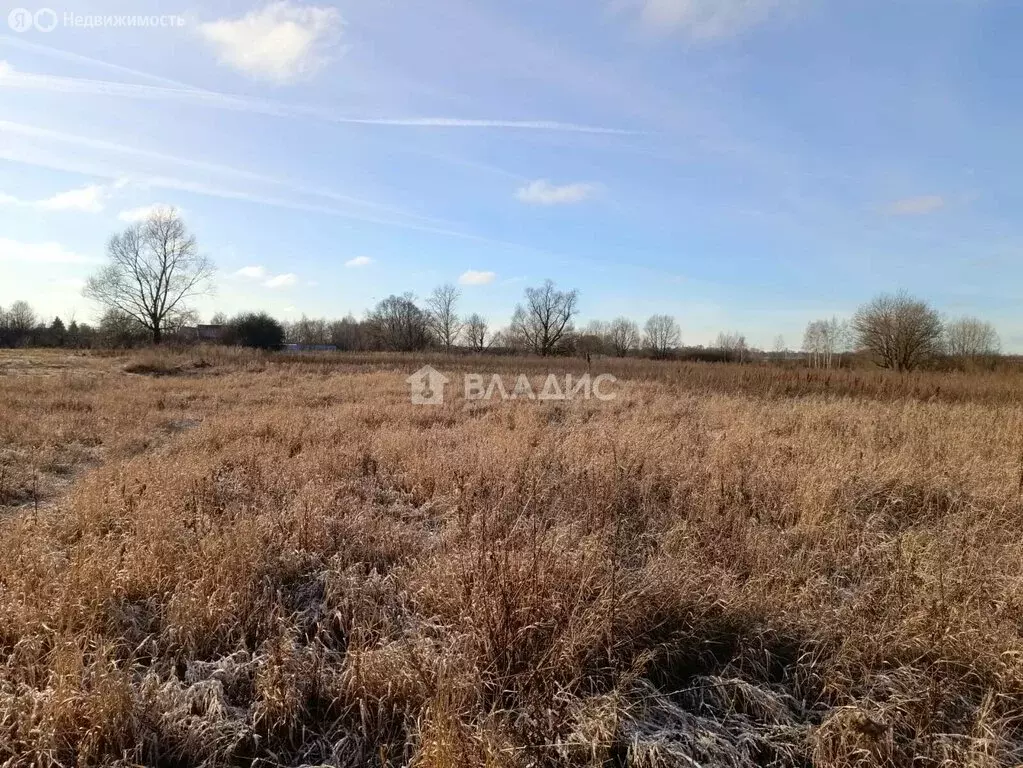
[1,348,1022,767]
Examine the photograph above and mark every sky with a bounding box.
[1,0,1021,350]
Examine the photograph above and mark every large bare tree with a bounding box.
[852,291,943,372]
[607,317,640,357]
[510,279,578,357]
[644,314,680,359]
[425,283,463,350]
[84,207,214,344]
[368,293,431,351]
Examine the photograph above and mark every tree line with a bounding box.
[0,208,1009,371]
[211,283,698,359]
[801,292,1002,371]
[0,302,194,349]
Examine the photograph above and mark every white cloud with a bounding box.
[459,270,497,285]
[0,61,12,78]
[615,0,788,40]
[199,2,343,84]
[515,179,599,205]
[345,255,373,267]
[0,238,97,264]
[884,195,946,216]
[38,184,106,212]
[0,183,106,213]
[264,273,298,288]
[235,265,268,279]
[234,264,297,288]
[118,203,176,222]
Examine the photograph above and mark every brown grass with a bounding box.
[1,347,1023,766]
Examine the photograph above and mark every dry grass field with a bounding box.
[2,347,1023,767]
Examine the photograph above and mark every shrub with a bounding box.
[228,312,285,350]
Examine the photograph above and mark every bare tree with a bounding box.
[369,293,431,351]
[829,317,852,367]
[509,279,579,356]
[607,317,640,357]
[329,315,368,351]
[7,300,36,333]
[852,291,943,372]
[716,331,747,363]
[99,309,149,348]
[0,300,36,347]
[490,327,509,350]
[945,317,1000,364]
[575,320,610,358]
[803,317,851,368]
[772,335,786,355]
[464,313,494,353]
[644,314,680,359]
[287,316,330,345]
[426,283,463,350]
[586,320,609,337]
[83,207,214,344]
[802,320,825,368]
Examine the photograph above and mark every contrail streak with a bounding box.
[0,68,638,135]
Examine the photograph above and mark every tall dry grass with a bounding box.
[1,348,1023,766]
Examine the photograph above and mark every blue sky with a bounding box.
[1,0,1021,349]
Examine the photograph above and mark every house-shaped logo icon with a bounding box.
[407,365,450,405]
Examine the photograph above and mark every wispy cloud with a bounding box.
[118,203,176,222]
[330,117,634,134]
[0,183,106,212]
[0,70,636,134]
[884,195,945,216]
[234,265,298,288]
[0,120,441,225]
[459,269,497,285]
[264,273,298,288]
[0,121,578,258]
[198,1,343,84]
[0,35,194,87]
[515,179,599,205]
[614,0,790,40]
[234,265,268,280]
[344,256,373,267]
[0,238,98,264]
[39,185,106,212]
